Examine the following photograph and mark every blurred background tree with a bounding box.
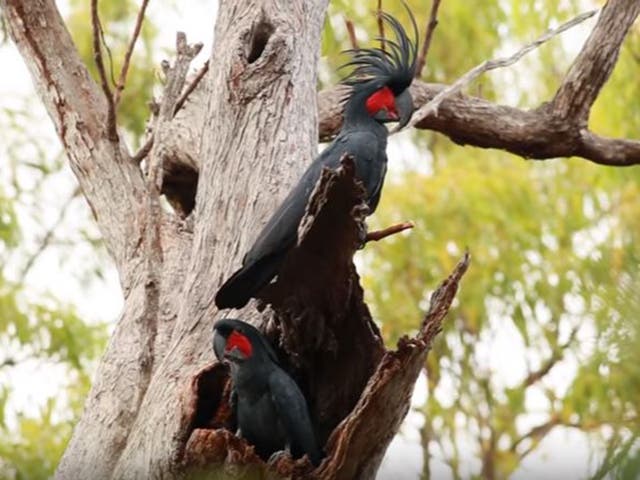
[0,0,638,478]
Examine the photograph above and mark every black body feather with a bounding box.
[213,319,322,465]
[215,5,418,309]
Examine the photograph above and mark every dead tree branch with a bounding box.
[90,0,118,142]
[409,9,597,125]
[317,252,470,479]
[377,0,386,52]
[415,0,442,78]
[114,0,151,106]
[132,59,208,165]
[183,159,469,479]
[366,221,414,242]
[345,18,359,49]
[174,60,209,115]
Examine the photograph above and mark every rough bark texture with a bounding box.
[2,0,638,479]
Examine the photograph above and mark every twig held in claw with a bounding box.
[408,8,598,127]
[415,0,442,78]
[90,0,118,142]
[366,221,414,242]
[115,0,151,106]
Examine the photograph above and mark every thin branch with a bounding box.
[415,0,442,78]
[408,9,597,127]
[174,60,209,115]
[366,221,414,242]
[510,416,561,455]
[345,18,359,49]
[132,137,153,163]
[377,0,386,52]
[114,0,151,106]
[19,187,79,282]
[90,0,118,142]
[132,60,208,164]
[97,14,117,88]
[521,326,578,388]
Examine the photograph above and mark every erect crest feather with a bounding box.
[340,1,419,95]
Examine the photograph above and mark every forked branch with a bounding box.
[318,0,640,167]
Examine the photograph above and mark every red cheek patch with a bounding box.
[366,86,397,117]
[226,330,253,357]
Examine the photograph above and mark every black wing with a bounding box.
[214,130,383,309]
[269,368,322,466]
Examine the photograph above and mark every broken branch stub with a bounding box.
[260,154,385,446]
[316,252,470,480]
[182,157,469,479]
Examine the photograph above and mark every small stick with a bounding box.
[174,60,209,115]
[345,19,359,49]
[366,221,414,242]
[115,0,151,106]
[408,8,597,127]
[377,0,386,52]
[90,0,118,141]
[415,0,442,78]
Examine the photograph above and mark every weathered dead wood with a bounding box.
[317,252,470,480]
[180,158,468,480]
[260,156,385,445]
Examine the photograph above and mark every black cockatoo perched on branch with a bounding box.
[215,5,418,309]
[213,319,322,465]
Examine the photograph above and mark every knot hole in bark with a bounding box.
[246,17,274,64]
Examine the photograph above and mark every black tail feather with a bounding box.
[214,254,283,309]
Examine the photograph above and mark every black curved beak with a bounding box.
[395,89,413,130]
[212,329,227,361]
